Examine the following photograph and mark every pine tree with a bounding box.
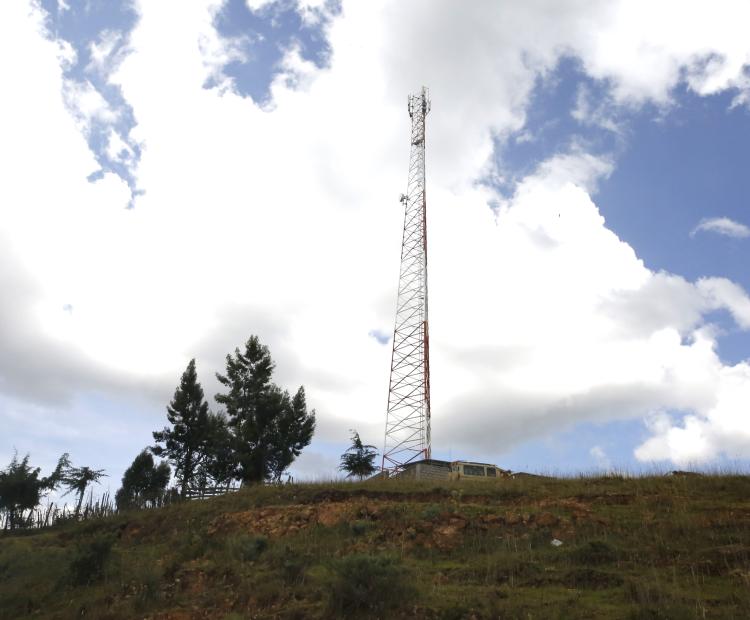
[215,335,316,483]
[152,359,212,498]
[339,431,378,481]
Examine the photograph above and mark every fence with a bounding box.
[184,484,242,500]
[0,491,117,531]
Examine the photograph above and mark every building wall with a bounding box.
[414,462,450,481]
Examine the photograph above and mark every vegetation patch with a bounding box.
[68,533,115,586]
[325,553,414,617]
[227,532,269,562]
[570,539,619,565]
[2,475,750,618]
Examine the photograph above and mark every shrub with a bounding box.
[421,504,442,520]
[228,534,268,562]
[326,554,413,617]
[69,534,114,585]
[349,520,372,536]
[438,604,472,620]
[130,563,164,614]
[570,540,618,565]
[563,567,623,589]
[269,545,311,585]
[281,555,308,585]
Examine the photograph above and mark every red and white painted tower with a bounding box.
[382,87,432,472]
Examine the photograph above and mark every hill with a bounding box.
[1,474,749,619]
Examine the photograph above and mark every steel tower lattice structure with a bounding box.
[382,86,432,472]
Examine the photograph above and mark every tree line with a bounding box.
[136,334,316,502]
[1,335,317,529]
[1,334,384,530]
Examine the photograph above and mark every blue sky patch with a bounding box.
[39,0,142,207]
[210,0,339,104]
[368,329,390,345]
[494,57,750,366]
[492,57,624,195]
[595,86,750,364]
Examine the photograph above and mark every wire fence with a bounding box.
[0,491,117,531]
[2,478,304,531]
[0,484,238,531]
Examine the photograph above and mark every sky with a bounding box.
[2,0,750,490]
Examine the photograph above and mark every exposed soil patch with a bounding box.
[205,496,610,555]
[307,488,500,505]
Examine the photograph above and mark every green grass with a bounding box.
[1,474,749,618]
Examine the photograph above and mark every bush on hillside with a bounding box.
[69,534,115,586]
[326,554,414,617]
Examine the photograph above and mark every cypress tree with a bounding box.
[152,359,211,498]
[215,335,315,483]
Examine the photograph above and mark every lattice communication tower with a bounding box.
[382,87,432,472]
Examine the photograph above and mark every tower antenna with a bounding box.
[382,86,431,472]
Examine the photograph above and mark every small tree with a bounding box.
[61,465,107,518]
[0,452,69,530]
[115,450,171,510]
[215,335,316,483]
[152,359,213,498]
[339,431,378,481]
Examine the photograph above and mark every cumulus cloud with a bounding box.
[691,217,750,239]
[697,278,750,329]
[3,0,750,480]
[635,362,750,465]
[435,164,746,453]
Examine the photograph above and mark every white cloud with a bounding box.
[434,167,745,452]
[3,0,750,482]
[697,278,750,329]
[245,0,275,11]
[530,150,614,194]
[244,0,334,26]
[692,217,750,239]
[296,0,335,26]
[635,362,750,465]
[55,37,76,69]
[574,0,750,105]
[288,448,341,481]
[105,128,134,163]
[590,445,611,470]
[87,29,124,75]
[571,84,622,134]
[62,78,120,133]
[199,4,253,92]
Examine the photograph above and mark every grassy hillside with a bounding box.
[1,474,749,619]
